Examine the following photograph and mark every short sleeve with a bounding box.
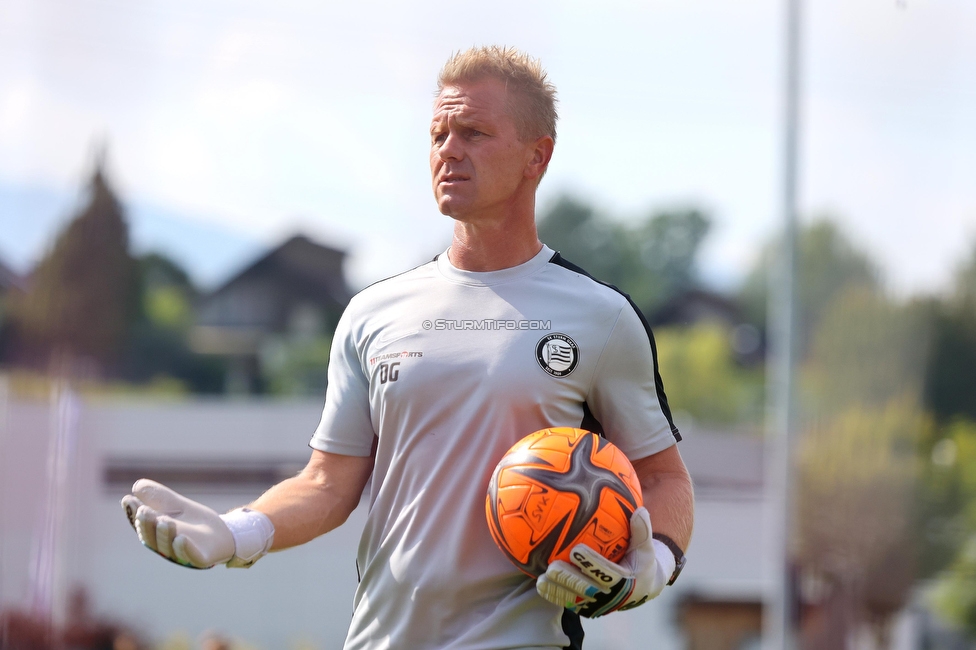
[309,306,376,456]
[586,302,680,461]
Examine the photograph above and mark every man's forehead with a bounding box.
[432,79,509,117]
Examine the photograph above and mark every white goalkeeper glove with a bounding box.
[536,507,675,617]
[121,479,274,569]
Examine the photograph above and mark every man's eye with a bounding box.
[432,133,447,144]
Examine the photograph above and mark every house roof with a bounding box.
[210,234,349,304]
[194,234,351,335]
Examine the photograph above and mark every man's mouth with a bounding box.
[440,174,469,184]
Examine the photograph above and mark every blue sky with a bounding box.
[1,0,973,293]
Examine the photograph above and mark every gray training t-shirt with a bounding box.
[310,245,680,650]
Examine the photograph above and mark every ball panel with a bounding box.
[496,484,531,513]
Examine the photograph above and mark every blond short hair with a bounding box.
[437,46,558,144]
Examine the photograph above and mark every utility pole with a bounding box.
[763,0,802,647]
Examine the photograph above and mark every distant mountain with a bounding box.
[0,180,263,290]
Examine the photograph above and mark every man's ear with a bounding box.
[524,135,555,182]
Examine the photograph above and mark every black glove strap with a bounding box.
[652,533,686,586]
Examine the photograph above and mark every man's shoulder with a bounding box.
[543,252,635,312]
[345,258,440,311]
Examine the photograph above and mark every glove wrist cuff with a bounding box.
[220,508,275,568]
[651,539,677,587]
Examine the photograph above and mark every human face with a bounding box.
[430,78,540,221]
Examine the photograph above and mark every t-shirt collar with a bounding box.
[436,244,554,286]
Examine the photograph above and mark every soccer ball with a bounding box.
[485,427,643,578]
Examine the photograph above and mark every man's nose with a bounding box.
[438,130,463,161]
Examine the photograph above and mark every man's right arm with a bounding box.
[122,449,373,568]
[250,449,374,551]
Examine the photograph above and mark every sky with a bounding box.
[0,0,973,293]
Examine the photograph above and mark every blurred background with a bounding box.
[1,0,975,648]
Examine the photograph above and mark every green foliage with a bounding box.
[122,252,225,393]
[928,419,976,636]
[260,335,332,396]
[909,248,976,636]
[654,323,763,427]
[144,286,192,330]
[537,195,710,313]
[916,419,976,581]
[123,322,226,394]
[932,537,976,634]
[137,252,198,330]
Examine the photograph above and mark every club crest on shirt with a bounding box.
[536,333,579,378]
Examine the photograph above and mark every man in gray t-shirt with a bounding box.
[121,46,695,650]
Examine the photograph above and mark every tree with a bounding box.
[923,242,976,422]
[917,418,976,581]
[7,159,225,391]
[0,264,23,366]
[796,398,927,648]
[738,218,878,356]
[137,252,197,330]
[905,241,976,638]
[794,271,930,645]
[926,419,976,637]
[628,208,710,311]
[122,252,225,393]
[537,196,628,290]
[537,195,711,314]
[11,162,137,374]
[738,217,976,642]
[804,284,928,411]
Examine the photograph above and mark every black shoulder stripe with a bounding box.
[548,251,681,442]
[355,255,439,295]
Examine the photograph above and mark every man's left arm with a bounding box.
[536,443,694,617]
[633,444,694,554]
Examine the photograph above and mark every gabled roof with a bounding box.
[208,234,350,306]
[194,234,352,337]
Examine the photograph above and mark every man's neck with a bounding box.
[448,211,543,272]
[448,224,542,271]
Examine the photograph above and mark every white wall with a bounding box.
[0,394,765,649]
